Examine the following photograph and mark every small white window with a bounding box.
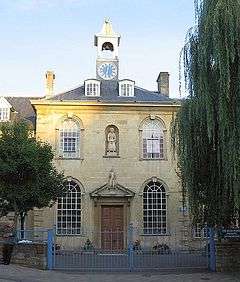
[0,97,11,122]
[59,119,80,159]
[119,80,135,97]
[0,108,10,121]
[85,80,100,96]
[193,224,208,238]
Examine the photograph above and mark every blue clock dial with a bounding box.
[98,63,117,80]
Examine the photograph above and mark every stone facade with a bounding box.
[29,101,192,249]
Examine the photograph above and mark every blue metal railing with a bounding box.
[15,226,211,272]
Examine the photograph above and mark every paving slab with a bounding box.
[0,265,239,282]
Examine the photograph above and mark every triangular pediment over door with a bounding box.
[90,183,135,198]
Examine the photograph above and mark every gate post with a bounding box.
[128,223,134,272]
[47,229,54,270]
[208,227,216,272]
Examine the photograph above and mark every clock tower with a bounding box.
[94,19,120,80]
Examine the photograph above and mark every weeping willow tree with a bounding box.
[172,0,240,227]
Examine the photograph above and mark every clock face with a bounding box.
[97,63,117,80]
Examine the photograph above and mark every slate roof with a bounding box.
[50,81,175,104]
[6,97,37,125]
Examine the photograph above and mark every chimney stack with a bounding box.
[157,72,169,97]
[45,71,55,98]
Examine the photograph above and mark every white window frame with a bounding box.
[0,108,10,121]
[59,119,80,159]
[193,224,208,238]
[119,80,135,97]
[0,97,11,122]
[142,119,165,160]
[143,180,167,235]
[56,180,82,236]
[85,79,100,96]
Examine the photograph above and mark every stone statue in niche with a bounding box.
[108,169,117,189]
[107,127,117,155]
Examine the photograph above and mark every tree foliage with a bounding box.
[172,0,240,227]
[0,121,65,229]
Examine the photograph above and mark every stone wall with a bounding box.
[216,241,240,272]
[0,241,4,261]
[0,242,47,270]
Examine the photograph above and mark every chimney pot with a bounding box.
[157,72,169,97]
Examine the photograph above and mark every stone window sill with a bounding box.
[55,157,84,161]
[103,155,121,158]
[139,233,171,237]
[56,234,86,237]
[139,158,168,161]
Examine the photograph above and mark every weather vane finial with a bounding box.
[104,17,110,24]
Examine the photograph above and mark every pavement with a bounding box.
[0,265,240,282]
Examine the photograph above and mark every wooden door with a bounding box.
[101,205,124,250]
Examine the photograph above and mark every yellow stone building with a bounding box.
[31,20,186,250]
[2,20,203,250]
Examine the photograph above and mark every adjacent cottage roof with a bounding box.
[49,81,175,104]
[5,97,37,126]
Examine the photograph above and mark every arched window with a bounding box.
[143,180,167,235]
[102,42,114,51]
[59,119,80,158]
[142,119,165,159]
[57,180,82,235]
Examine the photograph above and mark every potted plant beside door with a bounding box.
[83,239,95,254]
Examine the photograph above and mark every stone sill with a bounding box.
[55,157,84,161]
[139,158,168,161]
[103,155,121,158]
[56,234,86,237]
[139,233,171,237]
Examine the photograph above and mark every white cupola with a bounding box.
[95,19,120,81]
[94,19,121,60]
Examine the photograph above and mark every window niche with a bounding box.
[105,125,119,157]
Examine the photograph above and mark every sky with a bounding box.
[0,0,195,98]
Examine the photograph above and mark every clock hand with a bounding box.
[107,65,112,77]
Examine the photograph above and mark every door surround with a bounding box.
[90,179,135,249]
[93,197,130,249]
